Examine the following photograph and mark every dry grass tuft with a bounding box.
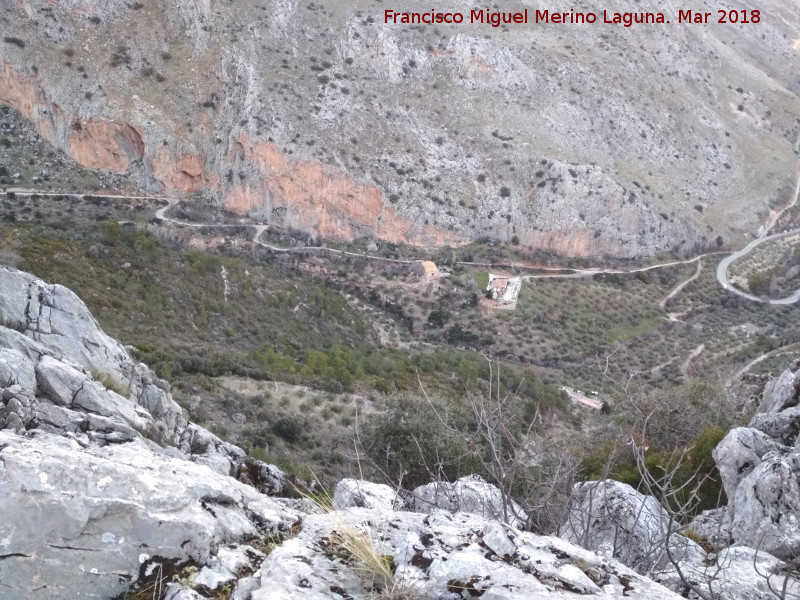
[90,369,130,397]
[296,479,424,599]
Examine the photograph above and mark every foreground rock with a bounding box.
[561,480,678,573]
[715,367,800,560]
[0,431,299,599]
[410,474,529,529]
[0,265,278,477]
[561,480,797,599]
[0,266,293,598]
[248,507,682,600]
[333,478,403,511]
[687,507,732,550]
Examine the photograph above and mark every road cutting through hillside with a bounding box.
[5,177,800,305]
[715,163,800,305]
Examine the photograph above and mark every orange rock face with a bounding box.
[152,149,212,193]
[0,63,62,146]
[527,230,595,257]
[0,63,38,119]
[69,121,145,173]
[224,135,460,246]
[1,63,144,173]
[0,62,458,247]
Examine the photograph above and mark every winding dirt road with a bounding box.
[660,258,703,309]
[519,253,721,282]
[3,188,717,276]
[715,159,800,304]
[5,172,800,306]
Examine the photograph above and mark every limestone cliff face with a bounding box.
[152,148,213,192]
[512,162,689,257]
[0,62,67,151]
[2,0,799,256]
[69,120,144,171]
[224,135,460,245]
[0,61,458,246]
[0,64,143,173]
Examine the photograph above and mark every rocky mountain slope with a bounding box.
[0,264,688,599]
[2,0,800,257]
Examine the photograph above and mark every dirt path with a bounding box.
[6,181,800,305]
[519,253,721,282]
[726,344,800,388]
[681,344,705,376]
[8,186,726,275]
[716,160,800,304]
[660,259,702,309]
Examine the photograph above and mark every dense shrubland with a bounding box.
[0,215,769,529]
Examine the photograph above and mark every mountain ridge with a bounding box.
[2,0,799,256]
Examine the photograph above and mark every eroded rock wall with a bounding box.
[2,0,799,255]
[714,367,800,560]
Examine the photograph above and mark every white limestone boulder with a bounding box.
[333,478,403,510]
[410,474,528,528]
[0,430,299,600]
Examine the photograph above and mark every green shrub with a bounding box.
[272,415,302,443]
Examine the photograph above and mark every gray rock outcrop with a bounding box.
[561,480,797,599]
[410,474,529,528]
[688,507,732,549]
[0,265,186,445]
[250,507,683,600]
[715,368,800,560]
[333,478,403,511]
[661,545,800,600]
[713,427,787,499]
[0,265,275,474]
[758,370,799,414]
[0,431,299,599]
[0,266,294,599]
[561,480,677,573]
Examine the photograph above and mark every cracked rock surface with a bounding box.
[250,508,682,600]
[560,479,799,599]
[409,474,529,529]
[715,367,800,560]
[0,266,294,599]
[0,431,300,599]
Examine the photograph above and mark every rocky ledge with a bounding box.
[713,367,800,561]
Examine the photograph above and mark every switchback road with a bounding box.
[5,171,800,305]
